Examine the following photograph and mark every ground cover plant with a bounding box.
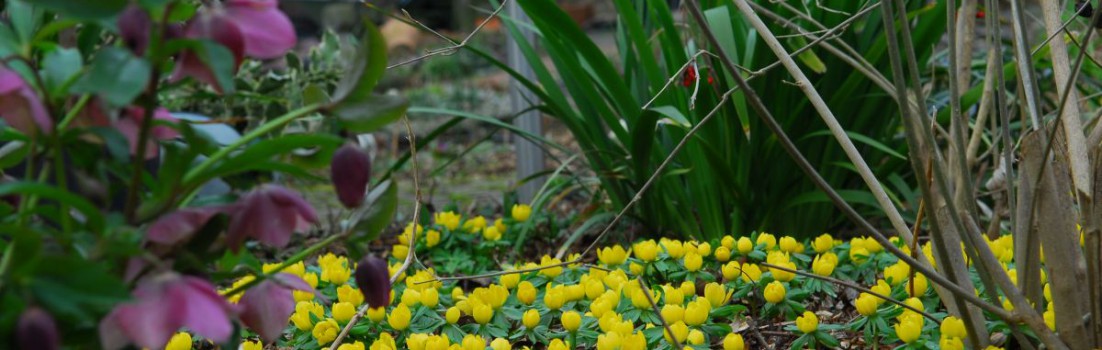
[4,0,1102,349]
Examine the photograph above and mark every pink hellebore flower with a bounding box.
[240,273,317,342]
[146,207,224,246]
[173,0,296,92]
[117,5,152,55]
[99,274,237,350]
[224,0,297,59]
[226,185,318,251]
[0,66,52,135]
[116,107,180,160]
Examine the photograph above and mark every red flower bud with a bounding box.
[354,256,391,307]
[117,5,151,55]
[330,144,371,208]
[18,307,60,350]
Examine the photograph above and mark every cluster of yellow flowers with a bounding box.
[157,203,1091,349]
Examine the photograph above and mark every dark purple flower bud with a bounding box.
[354,256,391,307]
[171,12,245,93]
[226,185,318,251]
[224,0,297,59]
[17,307,60,350]
[240,273,317,342]
[117,5,151,55]
[331,144,371,208]
[146,207,223,245]
[0,66,52,135]
[99,274,238,350]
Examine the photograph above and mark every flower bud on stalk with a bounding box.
[330,144,371,208]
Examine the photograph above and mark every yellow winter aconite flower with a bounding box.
[884,262,910,286]
[165,332,191,350]
[598,245,628,266]
[425,229,441,247]
[684,298,711,326]
[462,215,487,232]
[312,318,340,345]
[512,204,532,222]
[242,339,263,350]
[337,284,364,306]
[367,306,386,323]
[291,301,325,330]
[714,246,732,262]
[764,281,786,303]
[562,310,581,331]
[855,293,879,316]
[687,329,705,345]
[494,218,507,234]
[440,306,459,324]
[771,261,797,282]
[332,301,356,324]
[723,333,745,350]
[740,263,762,282]
[472,303,494,324]
[663,321,690,344]
[517,281,537,305]
[499,272,521,289]
[871,280,891,303]
[704,282,732,308]
[907,273,929,297]
[435,211,461,231]
[779,236,800,253]
[540,255,563,278]
[812,253,837,276]
[894,315,923,344]
[522,309,540,328]
[490,338,511,350]
[596,332,622,350]
[482,226,502,241]
[462,334,486,350]
[756,233,777,250]
[1044,308,1055,330]
[796,311,819,334]
[320,256,352,285]
[661,239,685,259]
[721,261,740,281]
[941,316,966,339]
[547,339,569,350]
[812,234,835,253]
[679,280,696,296]
[737,237,754,254]
[683,251,703,272]
[849,246,870,264]
[721,235,736,249]
[661,304,685,324]
[339,341,365,350]
[389,304,411,330]
[939,337,964,350]
[544,285,566,310]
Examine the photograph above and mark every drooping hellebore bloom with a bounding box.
[240,273,317,343]
[223,0,297,59]
[117,5,152,55]
[99,274,237,350]
[330,144,371,208]
[354,255,391,307]
[171,11,245,93]
[146,207,225,246]
[0,66,52,135]
[226,185,318,251]
[18,307,61,350]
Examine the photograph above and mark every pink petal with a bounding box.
[226,190,284,251]
[266,185,319,224]
[117,5,151,55]
[0,67,52,135]
[178,277,236,342]
[146,207,220,245]
[225,0,296,59]
[98,310,131,350]
[113,291,179,349]
[239,273,306,342]
[172,14,245,93]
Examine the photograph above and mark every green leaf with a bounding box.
[30,255,130,324]
[72,47,150,107]
[803,130,906,160]
[200,133,342,182]
[332,16,386,102]
[42,47,82,95]
[789,36,827,74]
[0,181,104,232]
[195,40,236,94]
[328,94,409,133]
[23,0,129,20]
[9,1,42,44]
[352,179,398,242]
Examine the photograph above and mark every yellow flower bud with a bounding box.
[723,333,745,350]
[548,339,569,350]
[683,252,703,272]
[165,332,192,350]
[940,316,966,339]
[704,282,731,308]
[332,302,356,324]
[894,315,923,343]
[684,298,711,326]
[812,234,834,253]
[714,246,732,262]
[434,211,461,231]
[779,236,800,253]
[764,281,786,304]
[721,235,736,249]
[663,321,689,344]
[812,253,837,276]
[517,282,537,305]
[796,311,818,334]
[855,293,879,316]
[687,329,705,345]
[940,336,965,350]
[421,288,440,308]
[473,303,494,324]
[737,237,754,254]
[511,204,532,222]
[446,306,461,324]
[661,304,684,324]
[312,318,340,345]
[389,304,411,330]
[522,309,540,329]
[597,245,628,266]
[562,311,581,332]
[367,306,386,323]
[490,338,511,350]
[756,233,777,250]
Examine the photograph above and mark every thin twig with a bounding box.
[638,278,684,349]
[380,0,511,70]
